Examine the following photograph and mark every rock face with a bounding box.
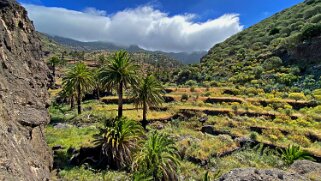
[219,168,308,181]
[0,0,52,180]
[219,160,321,181]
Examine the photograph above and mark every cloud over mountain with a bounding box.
[23,4,243,52]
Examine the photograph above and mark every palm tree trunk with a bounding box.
[52,65,56,87]
[70,95,75,110]
[118,81,123,118]
[96,87,100,100]
[77,84,81,114]
[142,101,147,130]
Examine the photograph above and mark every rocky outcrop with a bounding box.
[219,168,308,181]
[0,0,52,180]
[219,160,321,181]
[290,160,321,180]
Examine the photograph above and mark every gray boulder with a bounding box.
[219,168,308,181]
[290,160,321,180]
[218,160,321,181]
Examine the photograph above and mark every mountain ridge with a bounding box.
[41,33,207,64]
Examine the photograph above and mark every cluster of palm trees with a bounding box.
[60,50,164,128]
[94,117,180,180]
[58,50,180,179]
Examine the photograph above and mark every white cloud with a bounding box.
[83,7,107,16]
[23,4,243,52]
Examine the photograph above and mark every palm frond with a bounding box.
[133,131,180,180]
[93,117,144,169]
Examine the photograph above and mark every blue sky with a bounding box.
[20,0,304,52]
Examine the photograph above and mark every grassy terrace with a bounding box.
[47,85,321,180]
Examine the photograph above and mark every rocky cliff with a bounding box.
[0,0,52,180]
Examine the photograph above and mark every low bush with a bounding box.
[301,23,321,41]
[280,145,314,165]
[310,14,321,23]
[288,92,306,101]
[181,93,189,102]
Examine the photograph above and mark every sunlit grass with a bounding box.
[45,125,98,151]
[57,166,130,181]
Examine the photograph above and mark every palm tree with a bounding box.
[48,56,61,87]
[132,75,164,129]
[99,50,138,118]
[93,117,144,169]
[60,82,76,110]
[62,62,94,114]
[133,131,180,180]
[93,69,103,99]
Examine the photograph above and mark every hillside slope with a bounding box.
[41,34,206,64]
[194,0,321,91]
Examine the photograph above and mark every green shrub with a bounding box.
[209,81,219,87]
[185,80,198,86]
[313,89,321,101]
[263,56,283,70]
[301,23,321,41]
[181,93,189,102]
[280,145,314,165]
[310,14,321,23]
[250,132,258,141]
[288,92,306,101]
[304,6,321,19]
[231,105,238,113]
[204,92,211,97]
[190,86,196,92]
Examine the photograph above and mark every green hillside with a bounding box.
[176,0,321,92]
[39,33,182,84]
[38,32,69,57]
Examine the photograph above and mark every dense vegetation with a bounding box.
[47,51,321,180]
[173,0,321,92]
[43,1,321,180]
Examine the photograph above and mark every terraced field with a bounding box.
[48,85,321,180]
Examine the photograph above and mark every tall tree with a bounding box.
[132,75,164,129]
[133,131,180,180]
[99,50,138,118]
[98,54,107,66]
[93,68,104,99]
[62,62,94,114]
[93,117,143,169]
[60,81,76,110]
[48,56,61,87]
